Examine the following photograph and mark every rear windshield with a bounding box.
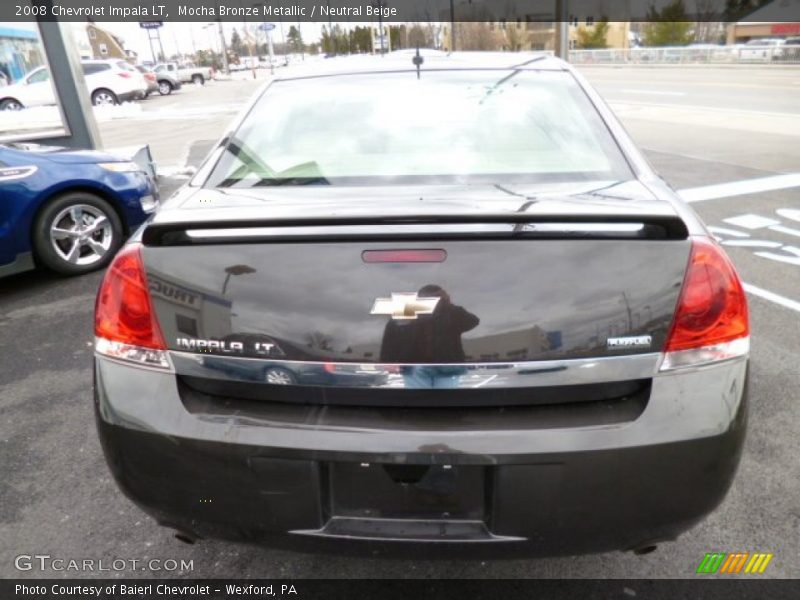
[205,69,632,187]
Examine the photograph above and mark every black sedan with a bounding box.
[93,51,749,556]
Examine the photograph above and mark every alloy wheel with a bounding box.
[49,204,113,266]
[93,91,116,106]
[265,368,294,385]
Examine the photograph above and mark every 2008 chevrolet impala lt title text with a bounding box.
[94,51,749,557]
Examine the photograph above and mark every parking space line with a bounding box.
[769,225,800,239]
[621,89,687,96]
[743,283,800,314]
[678,173,800,203]
[724,214,781,229]
[723,240,782,248]
[708,226,750,238]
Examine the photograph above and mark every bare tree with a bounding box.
[694,0,725,42]
[458,23,501,51]
[504,24,530,51]
[408,23,434,48]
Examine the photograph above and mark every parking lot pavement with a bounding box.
[1,66,799,579]
[98,77,266,169]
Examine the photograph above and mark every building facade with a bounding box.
[0,26,44,82]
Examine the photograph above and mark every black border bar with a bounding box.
[7,0,800,23]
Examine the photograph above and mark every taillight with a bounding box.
[95,244,170,369]
[661,237,749,370]
[118,71,132,78]
[362,249,447,263]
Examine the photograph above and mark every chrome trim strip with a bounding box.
[169,351,661,389]
[184,222,647,240]
[291,517,525,543]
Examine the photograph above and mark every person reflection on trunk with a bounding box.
[379,285,479,389]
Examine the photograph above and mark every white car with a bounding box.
[0,59,148,111]
[738,38,786,61]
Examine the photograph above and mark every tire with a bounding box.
[91,88,118,106]
[158,80,173,95]
[263,367,296,386]
[191,74,204,85]
[32,192,123,276]
[0,98,23,111]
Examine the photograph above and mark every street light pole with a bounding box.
[279,16,287,65]
[554,0,569,61]
[147,30,157,64]
[238,0,257,79]
[255,3,275,74]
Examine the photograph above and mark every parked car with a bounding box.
[0,60,147,110]
[738,38,786,61]
[778,37,800,61]
[95,52,749,556]
[135,65,182,96]
[0,143,156,277]
[135,65,159,96]
[154,62,213,85]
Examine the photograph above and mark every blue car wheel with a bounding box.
[32,191,123,275]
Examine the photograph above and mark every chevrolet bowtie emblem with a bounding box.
[370,293,440,320]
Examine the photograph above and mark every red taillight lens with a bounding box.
[665,238,748,352]
[362,249,447,263]
[95,244,166,350]
[118,71,132,78]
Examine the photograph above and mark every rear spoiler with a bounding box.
[142,214,689,246]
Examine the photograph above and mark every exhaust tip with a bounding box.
[633,544,658,555]
[173,531,198,545]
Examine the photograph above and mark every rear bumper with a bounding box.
[94,356,748,556]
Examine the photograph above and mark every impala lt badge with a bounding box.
[607,335,653,349]
[370,292,440,320]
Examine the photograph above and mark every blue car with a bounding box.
[0,143,156,277]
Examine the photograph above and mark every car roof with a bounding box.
[272,50,568,82]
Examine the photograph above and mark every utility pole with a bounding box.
[279,16,287,65]
[189,24,197,56]
[327,1,336,56]
[449,0,456,52]
[371,0,387,55]
[297,22,305,60]
[217,20,230,74]
[156,28,166,61]
[256,3,275,74]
